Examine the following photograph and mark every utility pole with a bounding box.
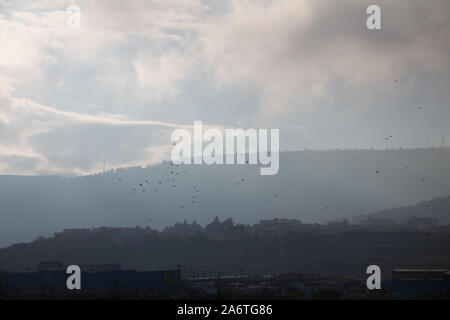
[276,220,288,262]
[442,136,446,148]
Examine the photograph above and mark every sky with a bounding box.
[0,0,449,176]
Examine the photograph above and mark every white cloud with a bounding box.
[134,49,192,102]
[0,88,194,175]
[1,0,450,174]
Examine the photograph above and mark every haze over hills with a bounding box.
[2,214,450,275]
[365,195,450,224]
[0,148,450,248]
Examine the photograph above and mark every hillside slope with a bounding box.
[1,148,450,247]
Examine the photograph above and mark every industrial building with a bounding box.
[388,269,450,296]
[1,264,181,297]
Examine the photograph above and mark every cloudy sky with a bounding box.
[0,0,449,175]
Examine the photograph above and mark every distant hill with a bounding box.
[0,148,450,247]
[363,195,450,224]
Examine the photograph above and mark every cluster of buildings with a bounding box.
[2,260,450,298]
[161,215,442,241]
[185,269,450,299]
[42,214,443,249]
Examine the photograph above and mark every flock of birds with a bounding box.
[113,158,430,220]
[114,161,283,212]
[111,82,435,234]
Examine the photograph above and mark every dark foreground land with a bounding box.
[1,223,450,276]
[2,225,450,299]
